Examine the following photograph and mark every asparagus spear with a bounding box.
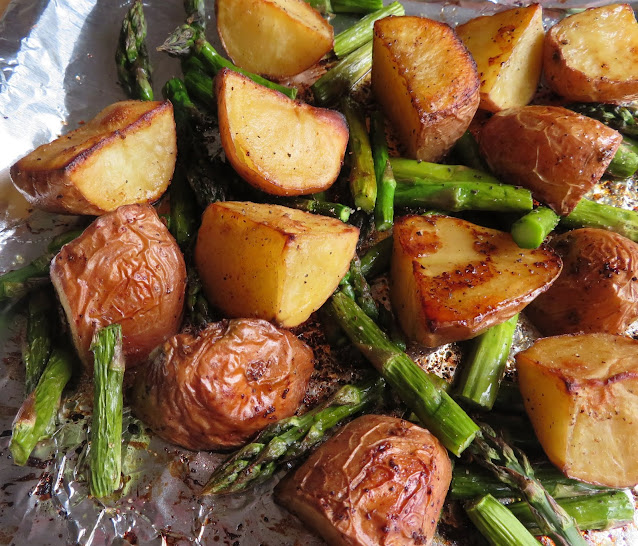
[90,324,125,498]
[607,137,638,178]
[567,103,638,137]
[182,56,215,109]
[509,490,635,533]
[311,41,372,106]
[23,290,54,394]
[455,314,519,410]
[278,197,354,222]
[344,255,379,320]
[10,347,74,465]
[330,291,479,456]
[390,157,502,184]
[370,111,396,231]
[333,2,405,58]
[184,0,206,30]
[305,0,333,14]
[465,494,542,546]
[202,375,386,494]
[469,424,587,546]
[511,207,561,249]
[332,0,383,13]
[360,235,393,278]
[342,97,377,213]
[115,0,153,101]
[562,198,638,243]
[452,131,489,171]
[394,181,533,213]
[158,24,297,100]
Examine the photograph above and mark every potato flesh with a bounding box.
[10,101,176,215]
[194,201,359,327]
[50,204,186,368]
[517,334,638,487]
[456,5,544,112]
[543,4,638,103]
[133,319,314,450]
[527,228,638,336]
[216,0,333,78]
[479,105,622,215]
[217,69,348,196]
[275,414,452,546]
[372,16,480,162]
[391,215,562,347]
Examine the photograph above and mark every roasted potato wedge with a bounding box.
[217,69,348,196]
[527,229,638,335]
[391,214,562,347]
[479,106,622,215]
[517,333,638,488]
[133,319,314,451]
[216,0,333,78]
[10,101,177,215]
[544,4,638,103]
[194,201,359,327]
[456,5,544,112]
[372,15,480,162]
[276,414,452,546]
[50,204,186,368]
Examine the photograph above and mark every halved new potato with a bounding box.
[216,0,333,78]
[194,201,359,327]
[10,101,177,216]
[217,69,348,196]
[391,214,562,347]
[372,16,480,162]
[544,4,638,103]
[455,4,544,112]
[517,333,638,487]
[479,106,622,215]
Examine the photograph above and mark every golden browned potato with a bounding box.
[276,414,452,545]
[456,5,544,112]
[50,204,186,368]
[194,201,359,327]
[217,69,348,196]
[527,229,638,336]
[372,16,480,162]
[543,4,638,103]
[132,319,314,451]
[216,0,333,78]
[391,214,562,347]
[479,106,622,215]
[10,101,177,215]
[517,333,638,487]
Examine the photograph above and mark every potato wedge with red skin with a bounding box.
[527,229,638,336]
[50,204,186,368]
[543,4,638,104]
[391,214,562,347]
[479,106,622,215]
[132,319,314,451]
[517,333,638,488]
[372,16,480,162]
[216,0,333,78]
[217,69,348,196]
[276,414,451,546]
[10,101,176,215]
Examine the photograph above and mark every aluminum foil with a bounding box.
[1,1,638,545]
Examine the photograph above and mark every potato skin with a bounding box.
[50,204,186,368]
[132,319,314,451]
[276,414,452,546]
[479,106,622,215]
[527,229,638,335]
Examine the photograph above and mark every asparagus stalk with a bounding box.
[360,235,393,278]
[465,494,542,546]
[186,267,213,327]
[567,102,638,137]
[158,24,297,100]
[469,424,587,546]
[278,197,353,222]
[169,165,198,248]
[306,0,333,13]
[10,347,74,465]
[390,157,502,184]
[311,41,372,106]
[184,0,206,30]
[509,490,635,533]
[452,131,489,171]
[23,290,54,394]
[342,97,377,213]
[370,111,395,231]
[562,198,638,243]
[455,315,519,410]
[511,207,561,249]
[330,291,479,456]
[202,375,386,494]
[333,2,405,58]
[607,137,638,178]
[491,380,526,414]
[115,0,153,101]
[182,56,215,109]
[346,255,379,320]
[90,324,125,498]
[394,181,533,213]
[332,0,383,13]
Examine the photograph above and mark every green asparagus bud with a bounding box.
[607,137,638,178]
[332,0,383,13]
[511,207,561,249]
[23,290,54,394]
[562,198,638,242]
